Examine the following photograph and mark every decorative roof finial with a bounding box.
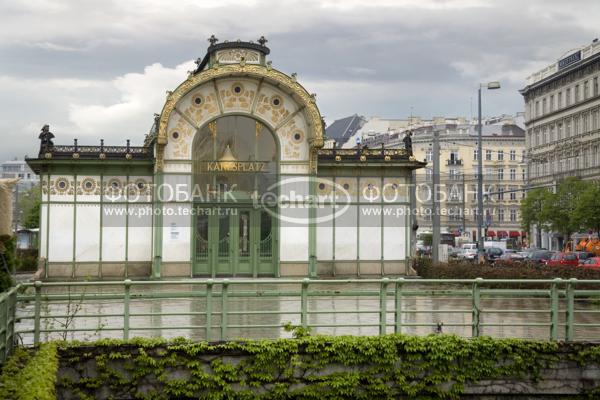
[208,35,219,46]
[257,36,268,46]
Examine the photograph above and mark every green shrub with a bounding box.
[0,343,58,400]
[17,249,38,271]
[0,235,16,291]
[414,258,600,287]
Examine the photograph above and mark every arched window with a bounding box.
[192,115,278,200]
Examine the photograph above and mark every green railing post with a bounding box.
[33,281,42,346]
[565,278,576,341]
[471,278,482,338]
[7,289,15,358]
[221,279,229,341]
[206,279,213,342]
[395,278,404,334]
[301,278,309,329]
[0,293,6,363]
[550,278,561,341]
[379,278,389,335]
[123,279,131,340]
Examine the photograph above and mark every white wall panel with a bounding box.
[383,205,406,260]
[334,205,357,260]
[359,209,381,260]
[162,203,191,262]
[102,205,126,261]
[128,205,152,261]
[75,204,100,261]
[316,206,333,260]
[40,204,47,258]
[280,226,308,261]
[48,204,73,262]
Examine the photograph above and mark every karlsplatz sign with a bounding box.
[558,50,582,70]
[203,161,267,172]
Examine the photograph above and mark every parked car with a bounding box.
[546,252,579,267]
[484,247,504,264]
[498,252,525,264]
[578,257,600,269]
[574,251,595,261]
[457,243,478,261]
[527,250,554,266]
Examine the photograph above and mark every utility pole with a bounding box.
[432,128,440,263]
[477,87,484,263]
[461,172,466,234]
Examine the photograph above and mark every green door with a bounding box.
[193,207,276,276]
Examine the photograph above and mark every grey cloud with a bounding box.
[1,0,599,161]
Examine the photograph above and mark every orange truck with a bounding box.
[575,238,600,256]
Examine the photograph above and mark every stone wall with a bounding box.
[56,340,600,399]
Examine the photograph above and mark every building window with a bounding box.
[486,167,493,179]
[521,169,526,180]
[497,168,504,180]
[584,80,589,99]
[565,119,571,137]
[497,208,504,222]
[510,209,517,222]
[558,123,563,140]
[542,98,547,114]
[549,95,554,112]
[496,187,504,201]
[575,85,580,102]
[473,149,479,160]
[521,150,526,162]
[510,168,516,180]
[497,150,504,161]
[450,169,460,180]
[558,91,563,108]
[566,88,571,106]
[594,77,598,97]
[426,149,433,163]
[509,187,517,201]
[425,168,432,181]
[509,150,516,161]
[486,149,492,160]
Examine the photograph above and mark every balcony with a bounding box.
[447,159,463,166]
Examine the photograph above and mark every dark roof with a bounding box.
[325,114,364,145]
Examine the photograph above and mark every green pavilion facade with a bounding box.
[27,38,425,279]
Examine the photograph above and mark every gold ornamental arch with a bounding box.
[155,63,325,170]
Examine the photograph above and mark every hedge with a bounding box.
[414,257,600,286]
[0,342,58,400]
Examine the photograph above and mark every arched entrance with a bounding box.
[192,115,279,276]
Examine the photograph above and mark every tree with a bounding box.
[520,188,551,247]
[17,185,40,229]
[541,177,586,248]
[573,182,600,238]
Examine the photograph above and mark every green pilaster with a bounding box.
[125,172,130,277]
[44,173,50,279]
[99,173,103,278]
[152,172,163,278]
[308,173,317,278]
[72,173,77,278]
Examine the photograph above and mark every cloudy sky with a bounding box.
[1,0,598,161]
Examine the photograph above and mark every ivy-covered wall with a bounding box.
[2,334,600,399]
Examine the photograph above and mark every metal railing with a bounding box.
[4,278,600,351]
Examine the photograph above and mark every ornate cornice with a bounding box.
[156,63,324,149]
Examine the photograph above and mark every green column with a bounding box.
[308,174,317,277]
[152,172,163,279]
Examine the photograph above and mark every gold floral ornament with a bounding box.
[80,178,98,194]
[54,178,70,194]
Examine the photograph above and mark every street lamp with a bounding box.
[477,81,500,263]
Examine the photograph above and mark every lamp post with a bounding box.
[477,81,500,263]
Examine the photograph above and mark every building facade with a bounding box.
[520,39,600,248]
[1,159,40,230]
[328,115,527,244]
[26,39,424,279]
